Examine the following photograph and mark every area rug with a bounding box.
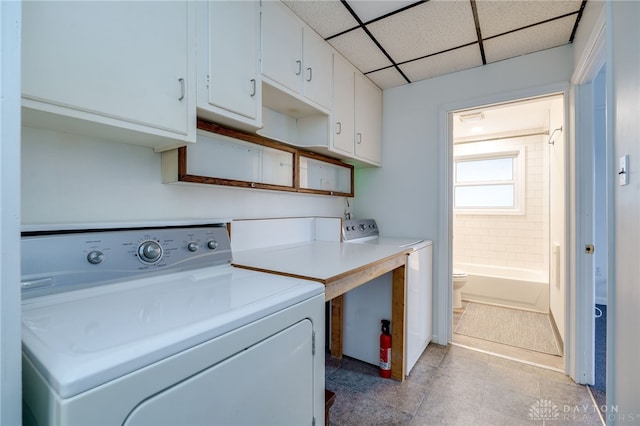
[454,302,561,356]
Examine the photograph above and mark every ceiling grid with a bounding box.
[282,0,588,89]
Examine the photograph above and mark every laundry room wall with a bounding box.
[354,44,574,345]
[21,126,346,225]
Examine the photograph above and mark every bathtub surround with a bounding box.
[457,268,549,312]
[453,133,547,275]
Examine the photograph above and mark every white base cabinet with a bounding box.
[196,1,261,131]
[21,1,195,152]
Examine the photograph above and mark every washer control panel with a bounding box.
[21,224,232,298]
[342,219,379,241]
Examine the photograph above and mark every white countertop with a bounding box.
[232,240,409,282]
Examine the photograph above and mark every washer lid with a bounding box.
[21,266,323,399]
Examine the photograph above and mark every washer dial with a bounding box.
[87,250,104,265]
[137,240,163,264]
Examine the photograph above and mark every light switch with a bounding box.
[619,155,629,186]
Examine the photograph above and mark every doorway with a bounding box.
[449,94,565,371]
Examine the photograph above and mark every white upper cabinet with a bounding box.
[196,1,261,131]
[261,1,333,111]
[21,1,195,152]
[332,54,356,156]
[301,29,334,110]
[354,73,383,166]
[331,54,381,167]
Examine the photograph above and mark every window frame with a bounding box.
[453,147,526,215]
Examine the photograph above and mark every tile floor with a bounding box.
[325,344,603,425]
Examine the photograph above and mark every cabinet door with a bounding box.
[302,28,333,110]
[22,1,190,137]
[354,73,383,165]
[261,1,303,95]
[204,1,259,122]
[332,54,355,156]
[298,154,354,197]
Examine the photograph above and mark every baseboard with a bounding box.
[549,309,564,355]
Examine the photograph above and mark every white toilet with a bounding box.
[452,270,468,309]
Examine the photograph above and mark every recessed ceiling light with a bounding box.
[459,112,484,123]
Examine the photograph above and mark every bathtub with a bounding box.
[457,264,549,312]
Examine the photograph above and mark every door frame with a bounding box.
[437,82,570,363]
[569,6,606,384]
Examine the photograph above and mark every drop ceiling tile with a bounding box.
[346,0,417,23]
[484,16,576,64]
[328,28,393,73]
[282,0,359,38]
[399,44,484,83]
[476,0,582,38]
[365,67,408,90]
[367,0,478,64]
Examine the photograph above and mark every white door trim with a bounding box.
[438,83,570,355]
[569,6,606,385]
[1,0,24,423]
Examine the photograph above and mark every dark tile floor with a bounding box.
[325,344,603,425]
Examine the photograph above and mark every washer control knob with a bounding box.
[138,240,163,264]
[207,240,218,250]
[187,242,199,252]
[359,224,366,231]
[87,250,104,265]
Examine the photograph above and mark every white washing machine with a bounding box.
[341,219,432,375]
[21,222,325,425]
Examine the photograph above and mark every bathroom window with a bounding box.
[454,148,525,214]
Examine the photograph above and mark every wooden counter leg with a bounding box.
[330,295,343,359]
[391,263,406,381]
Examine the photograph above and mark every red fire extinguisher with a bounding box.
[379,319,391,378]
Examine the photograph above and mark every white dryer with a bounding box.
[21,223,325,425]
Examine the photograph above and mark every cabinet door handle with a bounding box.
[306,67,312,82]
[250,79,256,97]
[336,122,342,135]
[178,78,185,101]
[296,60,302,76]
[357,133,362,144]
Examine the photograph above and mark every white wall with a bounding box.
[355,45,574,344]
[607,1,640,421]
[21,127,346,225]
[0,1,23,423]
